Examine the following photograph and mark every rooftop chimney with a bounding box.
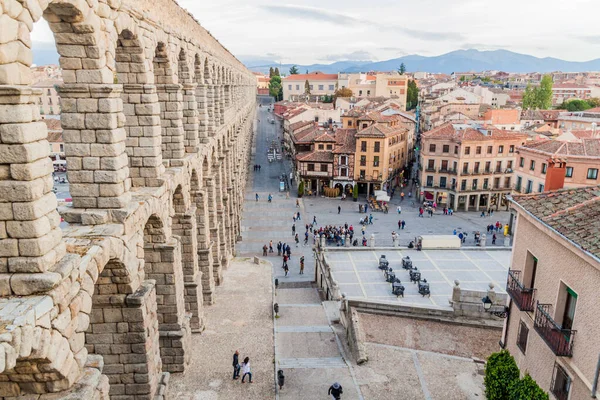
[544,159,567,192]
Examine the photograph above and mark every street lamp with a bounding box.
[481,296,508,318]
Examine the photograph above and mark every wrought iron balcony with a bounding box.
[506,270,536,312]
[534,303,576,357]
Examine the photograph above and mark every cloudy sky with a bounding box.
[32,0,599,65]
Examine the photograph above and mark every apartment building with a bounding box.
[504,186,600,400]
[557,109,600,131]
[419,122,528,211]
[33,79,62,116]
[337,73,409,108]
[482,109,521,130]
[296,132,336,195]
[332,128,357,196]
[282,72,338,100]
[551,84,592,106]
[514,132,600,194]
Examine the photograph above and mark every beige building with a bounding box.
[557,109,600,131]
[282,72,338,100]
[504,186,600,400]
[33,79,62,116]
[419,122,528,211]
[514,131,600,194]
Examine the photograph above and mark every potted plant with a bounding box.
[298,181,304,198]
[352,185,358,202]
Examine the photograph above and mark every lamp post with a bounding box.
[481,295,508,318]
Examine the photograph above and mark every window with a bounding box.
[441,160,448,171]
[59,144,64,152]
[318,144,324,150]
[439,176,447,189]
[538,183,544,193]
[529,160,535,171]
[464,146,470,155]
[507,160,513,170]
[48,98,53,105]
[454,146,458,154]
[329,85,335,90]
[485,161,491,173]
[288,85,292,90]
[476,146,481,155]
[374,141,380,153]
[340,168,348,177]
[516,176,522,191]
[496,161,502,173]
[347,120,353,127]
[462,162,469,174]
[505,177,511,188]
[426,176,433,187]
[551,363,571,400]
[307,163,315,171]
[359,90,363,96]
[309,85,314,90]
[442,144,449,153]
[373,156,380,167]
[494,177,500,189]
[460,180,467,190]
[360,169,366,179]
[483,178,489,189]
[498,145,504,154]
[429,144,436,152]
[320,164,328,172]
[367,90,371,96]
[519,157,524,168]
[318,85,324,90]
[472,179,478,190]
[517,320,529,353]
[340,156,347,165]
[541,163,547,174]
[526,179,533,194]
[360,155,366,166]
[326,144,333,150]
[587,168,599,179]
[296,85,300,90]
[361,141,367,152]
[560,286,577,331]
[474,162,480,173]
[565,167,573,178]
[509,145,515,153]
[487,146,493,154]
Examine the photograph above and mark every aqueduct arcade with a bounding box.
[0,0,256,398]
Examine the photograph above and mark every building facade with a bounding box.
[419,123,528,211]
[504,187,600,400]
[552,84,592,106]
[557,109,600,131]
[282,72,338,100]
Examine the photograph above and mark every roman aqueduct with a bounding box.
[0,0,256,398]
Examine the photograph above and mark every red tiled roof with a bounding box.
[314,132,336,143]
[355,123,407,139]
[520,137,600,158]
[283,73,338,81]
[296,151,334,162]
[422,122,529,142]
[511,186,600,259]
[333,129,357,154]
[289,120,314,132]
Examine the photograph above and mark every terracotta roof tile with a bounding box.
[422,122,529,142]
[333,129,357,154]
[283,73,338,81]
[511,186,600,259]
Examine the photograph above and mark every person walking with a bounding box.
[283,263,289,277]
[240,357,252,383]
[368,214,373,225]
[313,216,317,226]
[255,193,259,202]
[338,205,341,214]
[397,205,401,214]
[400,192,405,202]
[492,233,497,245]
[299,256,305,274]
[268,193,272,203]
[277,241,282,256]
[398,220,402,230]
[361,225,366,236]
[328,382,343,399]
[296,199,300,208]
[401,220,405,230]
[262,244,268,256]
[282,254,288,268]
[269,240,273,253]
[304,231,309,246]
[292,224,296,236]
[297,211,301,221]
[232,351,240,380]
[295,233,299,247]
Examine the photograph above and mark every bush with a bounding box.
[509,374,549,400]
[352,185,358,200]
[297,181,304,198]
[484,350,520,400]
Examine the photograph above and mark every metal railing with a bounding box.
[534,303,576,357]
[506,270,536,312]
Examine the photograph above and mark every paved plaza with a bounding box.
[326,249,511,307]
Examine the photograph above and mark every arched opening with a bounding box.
[117,28,163,186]
[345,183,354,195]
[86,259,162,398]
[204,59,215,136]
[153,42,184,165]
[203,155,222,285]
[143,214,191,373]
[194,54,208,141]
[179,49,199,153]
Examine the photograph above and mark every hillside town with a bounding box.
[1,0,599,398]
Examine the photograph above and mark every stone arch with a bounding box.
[204,58,216,136]
[86,258,163,398]
[179,49,200,153]
[142,214,190,373]
[203,154,222,285]
[154,42,185,165]
[117,28,164,187]
[194,53,208,141]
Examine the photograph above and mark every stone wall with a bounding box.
[0,0,256,398]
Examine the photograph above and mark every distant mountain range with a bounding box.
[243,49,600,75]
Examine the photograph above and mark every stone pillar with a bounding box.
[0,86,66,282]
[60,84,131,209]
[182,83,199,153]
[156,84,185,167]
[171,206,204,333]
[219,84,225,125]
[195,83,208,143]
[205,177,222,284]
[215,161,231,269]
[206,81,216,137]
[122,84,164,187]
[193,189,215,305]
[144,237,191,373]
[475,194,481,212]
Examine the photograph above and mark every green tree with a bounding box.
[269,67,274,78]
[289,65,299,75]
[269,75,282,99]
[406,80,419,110]
[297,181,304,198]
[565,99,592,111]
[522,84,537,109]
[509,374,549,400]
[484,350,520,400]
[587,97,600,107]
[334,87,353,99]
[398,63,406,75]
[536,74,553,109]
[352,185,358,202]
[274,67,280,76]
[304,80,311,95]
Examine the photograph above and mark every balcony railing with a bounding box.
[534,303,576,357]
[425,167,436,172]
[506,270,536,312]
